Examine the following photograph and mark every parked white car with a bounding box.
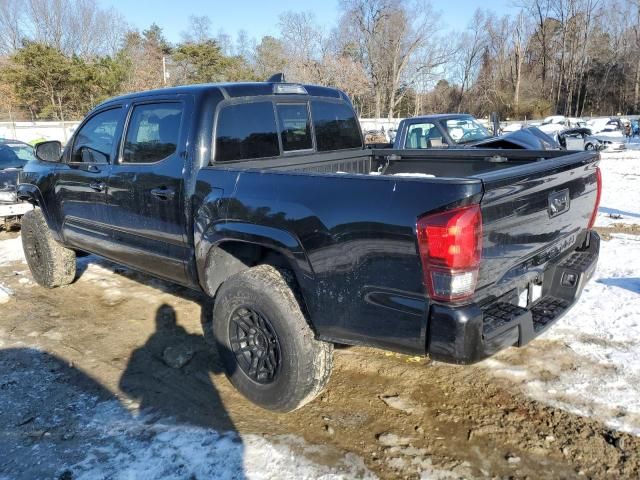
[586,117,623,134]
[538,115,586,135]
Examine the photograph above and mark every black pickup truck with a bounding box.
[18,81,601,412]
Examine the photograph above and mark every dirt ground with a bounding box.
[0,230,638,479]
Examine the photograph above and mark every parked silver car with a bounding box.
[557,128,625,151]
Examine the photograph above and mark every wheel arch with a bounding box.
[197,223,315,316]
[16,184,61,239]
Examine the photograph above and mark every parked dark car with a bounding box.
[393,114,560,150]
[18,81,601,412]
[0,138,35,227]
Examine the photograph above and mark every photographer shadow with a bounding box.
[119,302,237,433]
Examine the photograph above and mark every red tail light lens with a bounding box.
[417,205,482,302]
[587,166,602,230]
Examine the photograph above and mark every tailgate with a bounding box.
[475,151,599,301]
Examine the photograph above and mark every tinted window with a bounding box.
[276,104,312,151]
[215,102,279,162]
[71,108,121,163]
[311,101,362,151]
[123,103,183,163]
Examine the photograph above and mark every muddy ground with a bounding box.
[0,230,638,479]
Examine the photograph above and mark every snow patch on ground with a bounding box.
[0,283,11,304]
[595,151,640,227]
[69,402,375,480]
[0,237,25,265]
[487,234,640,435]
[0,343,375,480]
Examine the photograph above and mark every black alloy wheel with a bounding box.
[229,306,281,384]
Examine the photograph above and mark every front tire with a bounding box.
[21,209,76,288]
[212,265,333,412]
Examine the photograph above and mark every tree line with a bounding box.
[1,0,640,122]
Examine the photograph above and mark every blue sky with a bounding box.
[104,0,517,44]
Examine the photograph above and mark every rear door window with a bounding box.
[215,102,279,162]
[123,103,183,164]
[276,103,312,152]
[311,101,362,151]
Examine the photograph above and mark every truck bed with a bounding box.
[214,147,584,178]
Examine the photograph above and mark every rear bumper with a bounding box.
[427,231,600,364]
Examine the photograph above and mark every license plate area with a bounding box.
[518,281,543,308]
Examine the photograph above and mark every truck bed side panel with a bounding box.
[194,167,482,354]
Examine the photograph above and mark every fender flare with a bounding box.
[196,221,314,297]
[15,184,60,237]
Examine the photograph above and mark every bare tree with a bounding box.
[453,9,489,111]
[339,0,446,119]
[181,15,212,44]
[18,0,126,57]
[523,0,553,93]
[511,10,529,113]
[0,0,25,55]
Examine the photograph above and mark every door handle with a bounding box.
[89,181,106,192]
[150,187,176,200]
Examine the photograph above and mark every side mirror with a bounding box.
[35,140,62,163]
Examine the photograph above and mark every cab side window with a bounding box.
[123,103,183,164]
[215,102,279,162]
[71,108,121,163]
[311,101,362,151]
[405,123,441,149]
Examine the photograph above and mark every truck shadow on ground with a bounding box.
[0,343,246,479]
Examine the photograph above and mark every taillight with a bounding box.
[587,166,602,230]
[417,204,482,302]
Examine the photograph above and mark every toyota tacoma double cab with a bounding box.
[18,81,601,412]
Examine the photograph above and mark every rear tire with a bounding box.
[212,265,333,412]
[21,209,76,288]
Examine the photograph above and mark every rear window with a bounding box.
[215,102,279,162]
[276,104,312,151]
[311,101,362,151]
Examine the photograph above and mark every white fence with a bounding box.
[359,118,403,132]
[0,121,80,144]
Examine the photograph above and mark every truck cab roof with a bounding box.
[97,82,349,108]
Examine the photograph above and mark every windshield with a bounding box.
[0,143,36,169]
[445,118,491,144]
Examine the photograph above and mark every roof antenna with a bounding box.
[266,73,286,83]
